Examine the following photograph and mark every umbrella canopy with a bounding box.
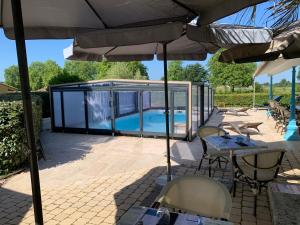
[254,57,300,77]
[64,23,273,61]
[220,21,300,63]
[64,36,210,62]
[0,0,268,39]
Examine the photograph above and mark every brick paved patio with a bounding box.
[0,110,299,225]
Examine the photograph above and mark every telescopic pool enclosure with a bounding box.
[50,79,214,141]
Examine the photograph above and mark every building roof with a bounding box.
[0,82,17,91]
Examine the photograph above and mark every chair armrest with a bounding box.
[234,148,274,157]
[151,201,161,209]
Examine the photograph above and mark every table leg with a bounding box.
[230,150,237,197]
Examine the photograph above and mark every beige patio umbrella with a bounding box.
[65,23,272,61]
[0,0,268,39]
[219,20,300,63]
[3,0,269,223]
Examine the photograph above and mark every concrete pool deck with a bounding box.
[0,109,299,225]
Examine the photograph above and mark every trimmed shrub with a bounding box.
[0,92,50,118]
[215,93,297,107]
[0,99,42,175]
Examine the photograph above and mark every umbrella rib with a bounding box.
[172,0,197,16]
[85,0,109,29]
[104,46,118,56]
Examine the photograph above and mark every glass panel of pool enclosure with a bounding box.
[50,80,214,141]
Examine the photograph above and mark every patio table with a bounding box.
[202,135,268,192]
[118,206,233,225]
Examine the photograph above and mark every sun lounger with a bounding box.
[217,107,250,116]
[218,121,263,135]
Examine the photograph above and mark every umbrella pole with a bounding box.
[252,79,256,110]
[163,43,172,182]
[284,66,300,141]
[11,0,44,224]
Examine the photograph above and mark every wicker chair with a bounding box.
[233,149,286,215]
[198,126,229,177]
[156,176,232,220]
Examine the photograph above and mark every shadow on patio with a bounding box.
[113,139,300,225]
[39,132,113,170]
[0,187,32,224]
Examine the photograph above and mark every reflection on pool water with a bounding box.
[116,109,186,133]
[90,109,186,133]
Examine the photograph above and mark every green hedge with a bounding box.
[215,93,297,107]
[0,92,50,118]
[0,99,42,175]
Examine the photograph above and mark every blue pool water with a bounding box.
[115,109,186,132]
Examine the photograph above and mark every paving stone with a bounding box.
[73,218,89,225]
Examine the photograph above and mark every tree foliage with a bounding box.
[254,82,263,92]
[165,61,208,82]
[48,73,84,86]
[28,60,62,90]
[98,61,149,80]
[103,62,148,80]
[275,78,292,87]
[0,99,42,175]
[63,60,99,81]
[183,64,209,82]
[4,60,149,89]
[208,51,256,92]
[4,65,20,90]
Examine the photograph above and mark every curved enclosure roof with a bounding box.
[0,0,267,39]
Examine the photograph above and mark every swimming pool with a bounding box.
[50,80,215,140]
[115,109,186,133]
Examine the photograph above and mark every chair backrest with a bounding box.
[157,176,232,220]
[241,149,286,181]
[198,126,226,139]
[283,109,290,121]
[198,126,226,154]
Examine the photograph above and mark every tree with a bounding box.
[183,63,208,82]
[161,61,209,82]
[100,61,149,80]
[208,51,256,92]
[42,60,63,85]
[48,73,84,85]
[167,61,184,81]
[28,60,62,90]
[29,62,45,90]
[277,78,291,87]
[297,69,300,81]
[4,65,20,89]
[104,62,148,80]
[97,60,113,79]
[255,82,263,92]
[126,62,149,80]
[29,60,63,90]
[63,60,99,81]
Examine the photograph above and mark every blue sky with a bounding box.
[0,2,295,84]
